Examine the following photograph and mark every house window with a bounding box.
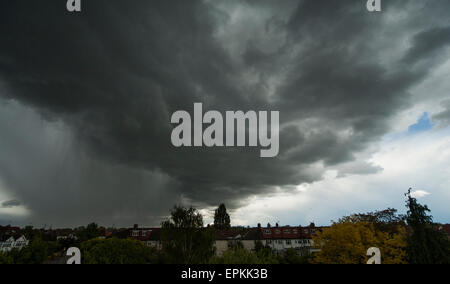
[275,230,281,234]
[283,229,291,234]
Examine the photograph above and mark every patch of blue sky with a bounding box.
[381,112,440,144]
[408,112,435,134]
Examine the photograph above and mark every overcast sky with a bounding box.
[0,0,449,228]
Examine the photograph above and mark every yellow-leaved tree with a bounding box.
[310,220,407,264]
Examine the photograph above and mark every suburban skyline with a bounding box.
[0,0,449,228]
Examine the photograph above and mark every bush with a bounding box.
[81,238,158,264]
[8,237,50,264]
[210,246,280,264]
[0,252,13,264]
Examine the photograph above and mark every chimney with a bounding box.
[133,224,138,229]
[276,223,279,228]
[257,223,261,228]
[310,222,315,228]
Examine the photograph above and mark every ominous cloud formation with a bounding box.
[434,100,450,126]
[0,0,449,226]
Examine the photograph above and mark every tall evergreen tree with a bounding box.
[405,189,450,264]
[214,204,231,230]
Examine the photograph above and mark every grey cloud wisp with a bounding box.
[0,0,449,227]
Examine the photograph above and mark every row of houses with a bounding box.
[0,236,29,252]
[0,225,28,252]
[128,223,326,256]
[2,223,449,255]
[439,224,450,238]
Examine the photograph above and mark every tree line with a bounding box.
[1,190,449,264]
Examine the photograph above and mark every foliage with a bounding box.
[281,248,312,264]
[23,226,37,240]
[254,243,282,263]
[161,206,216,264]
[341,208,405,235]
[405,189,450,264]
[214,204,231,230]
[210,246,280,264]
[9,236,50,264]
[81,238,158,264]
[76,223,102,242]
[0,252,13,264]
[311,220,407,264]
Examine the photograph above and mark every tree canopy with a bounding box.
[405,189,450,264]
[311,216,408,264]
[210,246,280,264]
[161,206,215,264]
[81,238,157,264]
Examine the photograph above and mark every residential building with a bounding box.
[0,235,29,252]
[129,223,328,256]
[215,230,245,256]
[256,223,325,255]
[439,224,450,239]
[129,224,162,249]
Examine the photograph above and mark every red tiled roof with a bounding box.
[441,224,450,235]
[260,225,328,239]
[215,230,242,240]
[129,227,161,241]
[127,224,329,241]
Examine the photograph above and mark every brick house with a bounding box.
[129,223,328,256]
[129,224,162,250]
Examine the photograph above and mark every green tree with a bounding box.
[81,238,158,264]
[343,208,405,235]
[10,236,49,264]
[282,248,312,264]
[161,206,215,264]
[214,204,231,230]
[76,223,102,242]
[254,243,280,263]
[210,246,280,264]
[254,240,265,252]
[405,189,450,264]
[23,226,36,240]
[0,252,13,264]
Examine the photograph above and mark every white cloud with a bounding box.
[0,179,31,222]
[230,125,450,226]
[410,190,431,198]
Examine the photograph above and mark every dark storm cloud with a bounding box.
[433,100,450,126]
[403,26,450,65]
[0,0,449,226]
